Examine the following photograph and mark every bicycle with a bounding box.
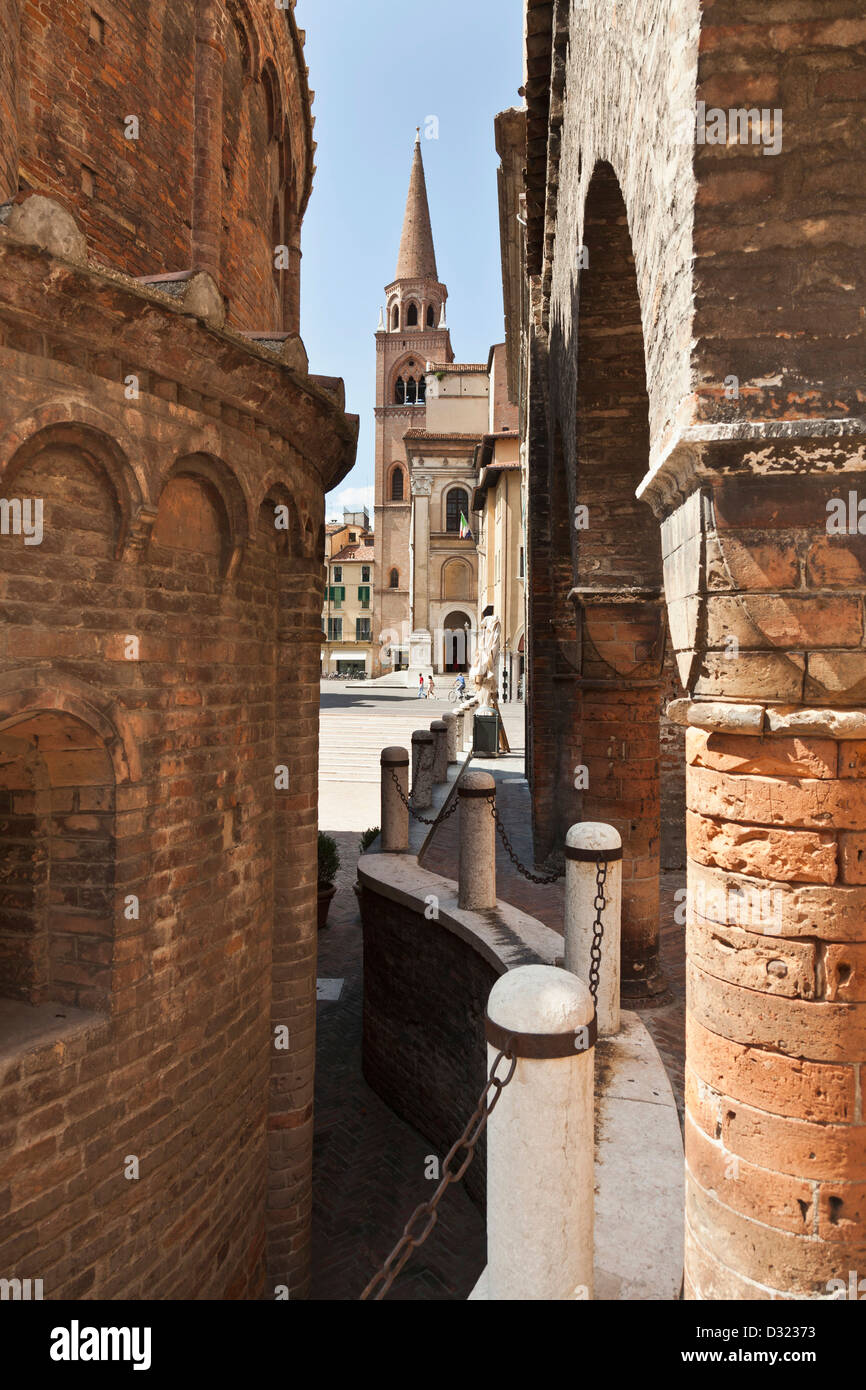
[448,681,468,704]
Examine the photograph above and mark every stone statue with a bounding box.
[470,610,502,710]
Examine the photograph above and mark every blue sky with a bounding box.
[297,0,525,522]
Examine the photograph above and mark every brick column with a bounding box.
[192,0,225,281]
[659,458,866,1298]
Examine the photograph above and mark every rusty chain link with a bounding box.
[360,1043,517,1301]
[588,856,608,1008]
[387,765,459,827]
[486,796,564,885]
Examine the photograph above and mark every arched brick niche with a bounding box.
[0,709,115,1013]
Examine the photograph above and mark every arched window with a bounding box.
[405,377,417,405]
[271,196,282,296]
[389,568,399,588]
[407,303,418,327]
[426,305,435,328]
[417,375,427,404]
[395,376,406,405]
[391,468,404,501]
[446,488,470,533]
[391,304,400,330]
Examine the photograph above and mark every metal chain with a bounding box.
[588,856,608,1007]
[486,797,564,885]
[387,766,459,827]
[359,1044,518,1301]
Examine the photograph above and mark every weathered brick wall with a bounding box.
[359,883,497,1209]
[4,0,312,333]
[0,223,355,1298]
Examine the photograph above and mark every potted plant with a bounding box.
[317,832,340,929]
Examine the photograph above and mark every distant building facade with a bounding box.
[322,510,375,676]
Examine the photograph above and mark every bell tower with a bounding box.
[373,131,453,674]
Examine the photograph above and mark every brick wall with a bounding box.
[359,883,498,1210]
[0,224,355,1297]
[4,0,312,333]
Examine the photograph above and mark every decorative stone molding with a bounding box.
[410,473,433,497]
[668,697,866,740]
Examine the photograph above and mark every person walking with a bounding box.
[418,674,426,699]
[427,675,436,699]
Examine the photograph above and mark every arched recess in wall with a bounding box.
[221,1,292,331]
[426,305,435,328]
[150,453,249,578]
[389,568,400,588]
[406,302,419,327]
[391,303,400,330]
[571,159,666,1001]
[441,557,472,601]
[0,422,134,563]
[259,482,303,559]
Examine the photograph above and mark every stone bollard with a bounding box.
[380,747,409,853]
[430,720,448,784]
[486,964,596,1300]
[458,770,496,910]
[443,711,459,764]
[454,707,466,752]
[564,823,622,1036]
[411,730,435,811]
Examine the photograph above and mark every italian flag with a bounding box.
[459,512,472,541]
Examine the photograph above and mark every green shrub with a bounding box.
[358,826,380,854]
[317,832,340,888]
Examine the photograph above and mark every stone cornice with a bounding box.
[638,417,866,518]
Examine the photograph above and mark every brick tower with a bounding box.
[373,132,453,674]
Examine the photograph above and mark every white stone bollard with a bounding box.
[454,707,466,752]
[380,747,409,853]
[564,822,622,1036]
[443,711,459,764]
[486,964,596,1301]
[411,730,435,811]
[430,720,448,784]
[458,770,496,910]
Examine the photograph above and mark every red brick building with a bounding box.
[0,0,356,1299]
[503,0,866,1298]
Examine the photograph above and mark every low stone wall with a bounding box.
[358,853,560,1209]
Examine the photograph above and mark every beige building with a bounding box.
[321,510,376,677]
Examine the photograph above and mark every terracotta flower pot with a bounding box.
[317,882,337,930]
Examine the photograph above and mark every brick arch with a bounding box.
[260,481,303,558]
[224,0,262,78]
[151,453,251,578]
[440,557,472,602]
[389,353,426,400]
[0,670,142,786]
[0,402,149,556]
[387,462,407,502]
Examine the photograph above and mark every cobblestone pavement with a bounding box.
[312,688,686,1299]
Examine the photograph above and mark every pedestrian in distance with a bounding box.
[418,674,426,699]
[427,675,435,699]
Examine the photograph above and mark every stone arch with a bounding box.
[441,557,472,602]
[441,608,474,673]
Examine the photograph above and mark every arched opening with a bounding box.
[442,611,472,673]
[390,467,405,502]
[417,375,427,404]
[405,377,417,406]
[571,160,666,1000]
[391,304,400,330]
[395,376,406,405]
[389,568,399,589]
[446,488,470,534]
[426,305,435,328]
[406,302,419,327]
[0,710,115,1015]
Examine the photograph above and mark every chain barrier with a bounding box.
[588,856,608,1008]
[359,1043,517,1301]
[486,796,564,885]
[387,765,459,827]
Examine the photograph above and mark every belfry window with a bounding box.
[417,375,427,404]
[426,305,435,327]
[407,303,419,327]
[395,377,406,404]
[405,377,417,405]
[391,304,400,330]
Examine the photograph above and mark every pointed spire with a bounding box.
[395,131,438,282]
